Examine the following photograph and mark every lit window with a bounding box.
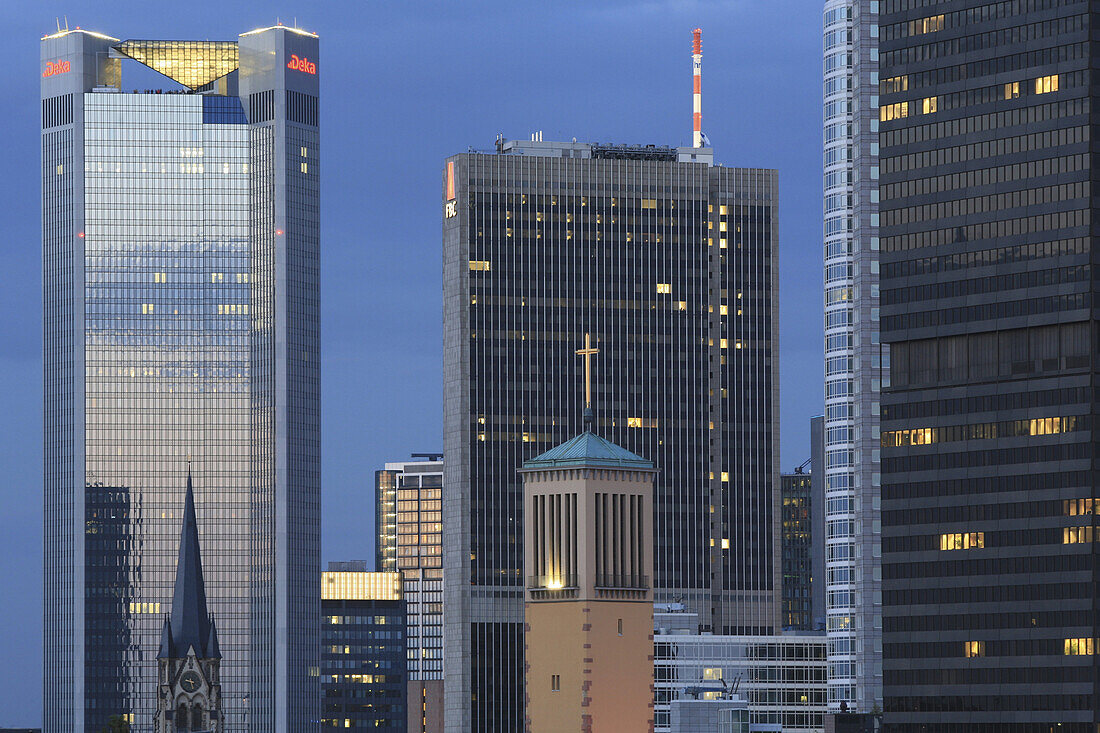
[211,272,224,283]
[469,260,491,272]
[721,472,729,483]
[964,641,985,658]
[641,199,657,209]
[880,102,909,122]
[703,667,723,681]
[301,162,308,173]
[1065,638,1095,656]
[677,301,687,311]
[301,146,308,157]
[940,532,984,551]
[141,303,154,314]
[922,96,938,114]
[908,14,944,35]
[1035,75,1059,95]
[656,283,671,294]
[721,538,729,549]
[719,205,728,216]
[720,305,728,316]
[1064,526,1094,544]
[1065,498,1096,516]
[56,164,64,175]
[1004,82,1020,100]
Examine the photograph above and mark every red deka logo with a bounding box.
[43,60,71,78]
[287,54,317,75]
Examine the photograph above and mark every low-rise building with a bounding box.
[321,565,406,731]
[654,606,827,733]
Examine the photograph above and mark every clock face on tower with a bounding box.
[180,671,202,693]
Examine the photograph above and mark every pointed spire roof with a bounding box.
[521,431,654,472]
[158,467,220,659]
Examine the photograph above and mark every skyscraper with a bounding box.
[879,2,1096,729]
[442,138,779,731]
[822,0,882,712]
[41,24,320,732]
[375,456,445,733]
[781,469,814,631]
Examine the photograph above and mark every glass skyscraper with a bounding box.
[443,139,779,731]
[41,25,319,733]
[822,0,883,712]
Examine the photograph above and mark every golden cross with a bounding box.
[575,332,599,410]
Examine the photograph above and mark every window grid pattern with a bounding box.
[443,149,778,731]
[823,0,883,711]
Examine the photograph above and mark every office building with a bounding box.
[781,469,814,630]
[375,456,445,733]
[822,0,882,712]
[41,24,320,732]
[522,426,656,732]
[879,2,1096,729]
[653,606,827,733]
[443,137,779,730]
[321,566,406,731]
[810,415,826,632]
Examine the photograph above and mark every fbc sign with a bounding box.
[287,54,317,74]
[43,60,71,78]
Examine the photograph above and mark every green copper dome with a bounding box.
[521,431,654,471]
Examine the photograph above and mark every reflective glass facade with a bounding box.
[781,471,813,631]
[822,0,882,711]
[41,26,319,733]
[443,140,779,732]
[879,2,1099,730]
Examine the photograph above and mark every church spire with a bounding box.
[158,466,220,659]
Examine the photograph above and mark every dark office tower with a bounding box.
[40,25,320,732]
[321,565,407,732]
[442,138,779,731]
[879,3,1095,730]
[782,470,813,630]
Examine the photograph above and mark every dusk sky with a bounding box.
[0,0,822,724]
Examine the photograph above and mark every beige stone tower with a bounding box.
[521,427,656,733]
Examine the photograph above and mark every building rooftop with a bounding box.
[521,431,654,472]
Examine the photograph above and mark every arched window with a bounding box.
[176,703,189,731]
[191,703,204,730]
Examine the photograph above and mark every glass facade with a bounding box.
[41,26,319,733]
[879,2,1098,730]
[376,459,444,733]
[822,0,882,712]
[653,609,827,733]
[781,471,813,630]
[321,567,407,731]
[443,140,779,732]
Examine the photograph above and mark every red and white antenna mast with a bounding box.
[692,28,703,148]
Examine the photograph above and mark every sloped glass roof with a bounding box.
[115,40,238,90]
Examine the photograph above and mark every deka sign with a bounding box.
[42,60,71,78]
[287,54,317,75]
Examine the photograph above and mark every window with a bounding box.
[469,260,491,272]
[1004,82,1020,100]
[880,102,909,121]
[300,162,308,173]
[908,14,944,35]
[641,199,657,209]
[940,532,984,551]
[880,75,908,94]
[617,619,623,636]
[551,674,560,691]
[56,164,63,175]
[656,283,671,294]
[922,96,938,114]
[703,667,723,681]
[1065,638,1094,656]
[1035,75,1059,95]
[964,641,985,658]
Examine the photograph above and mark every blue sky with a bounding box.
[0,0,823,724]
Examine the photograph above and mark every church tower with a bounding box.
[522,335,656,732]
[154,469,222,732]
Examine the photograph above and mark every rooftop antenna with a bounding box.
[692,28,703,148]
